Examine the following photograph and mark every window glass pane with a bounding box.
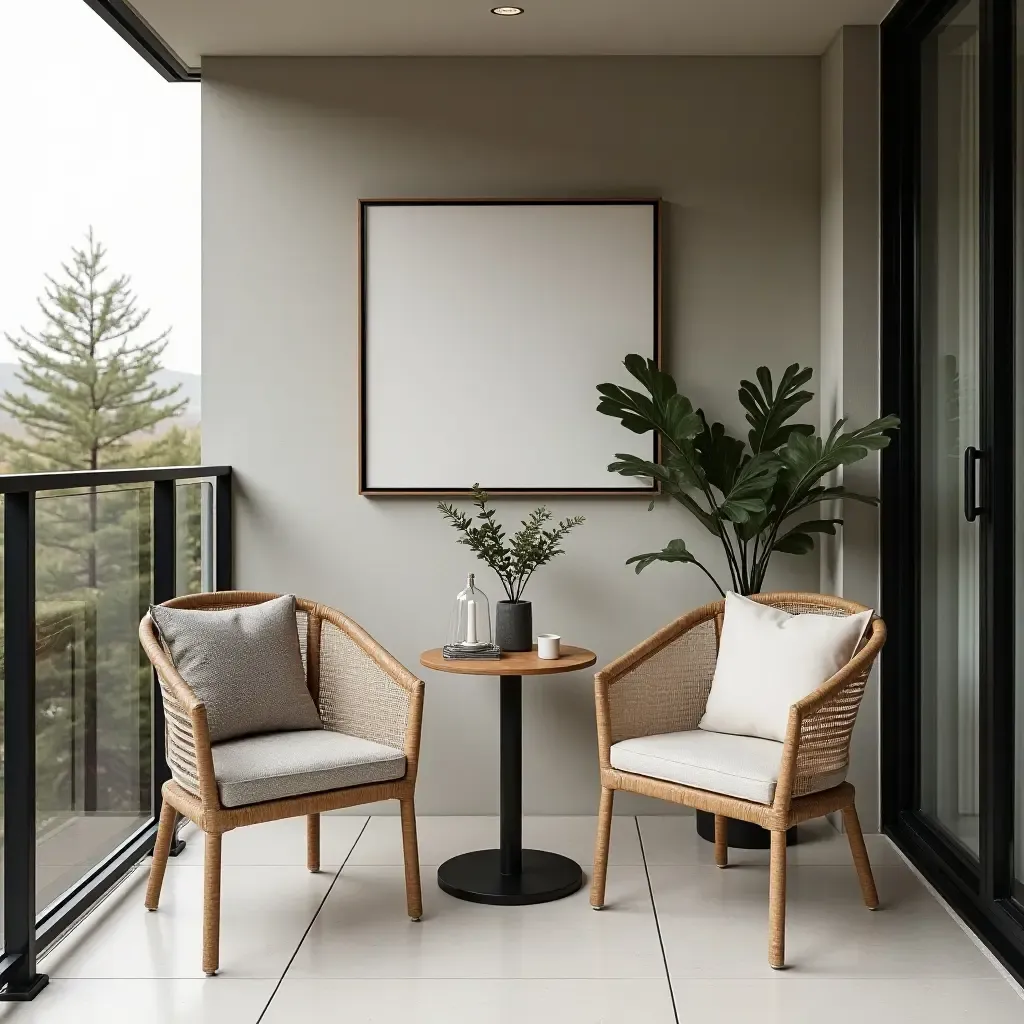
[917,0,981,856]
[35,486,153,911]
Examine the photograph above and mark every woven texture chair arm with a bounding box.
[773,616,885,813]
[315,607,421,757]
[139,615,219,807]
[596,603,721,759]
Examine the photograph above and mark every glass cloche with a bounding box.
[447,573,492,649]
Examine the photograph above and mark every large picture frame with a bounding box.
[358,198,662,496]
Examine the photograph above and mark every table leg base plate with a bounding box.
[437,849,583,906]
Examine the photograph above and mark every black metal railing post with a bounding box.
[1,491,49,1000]
[151,479,185,856]
[215,468,232,591]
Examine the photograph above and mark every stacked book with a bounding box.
[442,643,502,660]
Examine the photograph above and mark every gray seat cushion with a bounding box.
[211,728,407,808]
[150,594,322,743]
[609,729,846,805]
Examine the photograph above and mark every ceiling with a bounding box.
[125,0,897,72]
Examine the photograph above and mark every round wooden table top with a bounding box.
[419,645,596,677]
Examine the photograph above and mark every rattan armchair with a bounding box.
[139,591,425,976]
[591,592,886,970]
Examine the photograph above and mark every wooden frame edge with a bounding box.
[357,197,664,497]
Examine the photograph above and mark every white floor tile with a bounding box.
[648,862,998,979]
[16,815,1024,1021]
[42,863,336,979]
[286,865,665,979]
[638,814,902,867]
[172,816,366,867]
[0,979,275,1024]
[346,815,643,867]
[263,978,677,1023]
[666,978,1024,1022]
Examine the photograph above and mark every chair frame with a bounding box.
[139,591,425,976]
[590,592,886,969]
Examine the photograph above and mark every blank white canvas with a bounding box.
[362,202,657,491]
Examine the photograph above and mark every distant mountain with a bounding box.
[0,363,200,437]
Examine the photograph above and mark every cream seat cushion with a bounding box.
[609,729,846,805]
[211,729,406,808]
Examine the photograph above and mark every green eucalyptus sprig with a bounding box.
[596,356,899,596]
[438,484,585,603]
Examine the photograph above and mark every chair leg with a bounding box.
[842,803,879,910]
[203,832,222,977]
[768,829,787,970]
[307,813,321,873]
[400,797,423,921]
[714,814,728,868]
[590,786,614,909]
[145,799,176,911]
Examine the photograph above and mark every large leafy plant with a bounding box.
[596,357,899,596]
[438,485,585,603]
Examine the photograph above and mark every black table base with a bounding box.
[438,848,582,906]
[437,674,584,906]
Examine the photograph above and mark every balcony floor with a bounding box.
[4,815,1022,1022]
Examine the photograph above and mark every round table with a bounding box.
[419,645,597,906]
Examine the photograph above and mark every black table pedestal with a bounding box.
[437,674,584,906]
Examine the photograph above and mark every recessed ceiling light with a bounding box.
[491,6,524,15]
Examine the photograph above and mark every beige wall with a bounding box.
[201,56,827,815]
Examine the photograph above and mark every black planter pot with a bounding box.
[695,810,799,849]
[495,600,533,652]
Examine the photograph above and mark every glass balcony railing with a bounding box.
[0,466,231,999]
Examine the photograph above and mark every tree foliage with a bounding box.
[597,355,899,596]
[1,228,185,474]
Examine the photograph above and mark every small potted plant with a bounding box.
[438,485,585,651]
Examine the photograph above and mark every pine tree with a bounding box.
[2,228,185,470]
[0,232,195,820]
[1,229,187,589]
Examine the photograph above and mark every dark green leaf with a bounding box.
[738,362,815,453]
[693,413,745,495]
[772,518,842,555]
[777,415,900,512]
[597,357,702,451]
[772,532,816,555]
[718,452,781,523]
[608,454,717,534]
[625,538,697,574]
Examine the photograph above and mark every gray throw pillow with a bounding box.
[150,594,322,743]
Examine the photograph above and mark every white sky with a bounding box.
[0,0,200,373]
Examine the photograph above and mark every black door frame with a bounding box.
[881,0,1024,985]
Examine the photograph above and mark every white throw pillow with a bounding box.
[698,592,872,743]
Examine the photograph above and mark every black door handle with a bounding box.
[963,446,982,522]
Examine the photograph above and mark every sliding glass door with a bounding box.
[882,0,1024,986]
[917,0,982,858]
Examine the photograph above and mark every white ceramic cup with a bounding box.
[537,633,561,660]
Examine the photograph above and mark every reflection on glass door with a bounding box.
[917,0,981,857]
